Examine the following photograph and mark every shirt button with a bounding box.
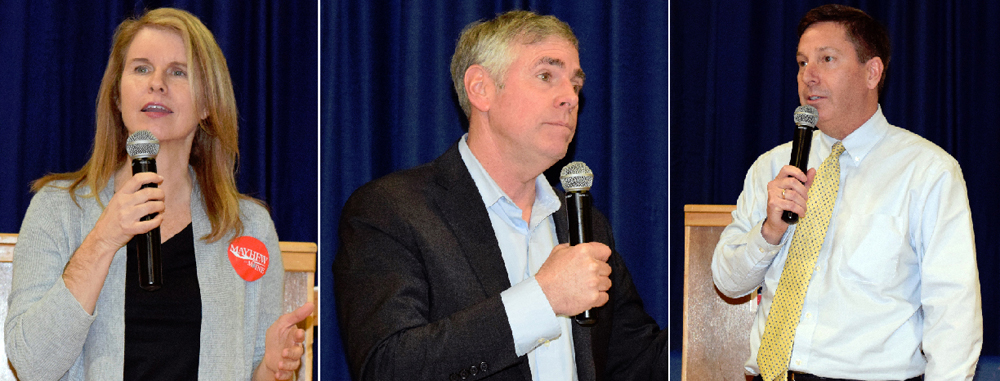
[795,360,802,366]
[805,313,812,319]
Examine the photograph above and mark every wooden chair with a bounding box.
[682,205,756,381]
[280,241,318,381]
[0,233,317,381]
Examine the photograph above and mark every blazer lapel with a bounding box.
[430,144,597,380]
[429,143,512,296]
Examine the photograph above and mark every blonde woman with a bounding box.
[5,8,311,380]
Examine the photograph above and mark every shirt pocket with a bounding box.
[833,213,907,286]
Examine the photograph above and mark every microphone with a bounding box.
[781,105,819,224]
[126,130,162,291]
[560,161,597,326]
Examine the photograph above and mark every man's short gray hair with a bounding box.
[450,10,578,117]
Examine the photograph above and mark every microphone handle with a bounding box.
[781,126,814,224]
[566,191,596,326]
[129,158,162,291]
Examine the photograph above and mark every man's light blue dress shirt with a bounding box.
[459,135,577,381]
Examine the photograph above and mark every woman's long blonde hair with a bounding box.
[33,8,250,243]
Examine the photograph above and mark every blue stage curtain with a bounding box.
[672,0,1000,365]
[322,0,667,378]
[0,0,317,245]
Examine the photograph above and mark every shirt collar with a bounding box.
[820,105,888,165]
[458,134,561,217]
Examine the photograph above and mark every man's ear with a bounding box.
[465,65,493,113]
[865,56,883,90]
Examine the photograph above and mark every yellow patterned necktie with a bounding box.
[757,142,845,381]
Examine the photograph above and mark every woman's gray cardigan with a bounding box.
[5,174,283,380]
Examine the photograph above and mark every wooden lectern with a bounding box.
[682,205,756,381]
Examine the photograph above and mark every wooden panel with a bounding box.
[278,239,318,381]
[279,241,318,256]
[0,234,316,380]
[283,271,317,381]
[0,234,16,262]
[683,204,736,227]
[281,251,317,273]
[682,205,755,381]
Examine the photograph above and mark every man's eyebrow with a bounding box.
[534,56,586,82]
[535,56,565,68]
[796,46,843,58]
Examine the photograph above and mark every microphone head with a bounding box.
[560,161,594,192]
[126,130,159,159]
[793,105,819,128]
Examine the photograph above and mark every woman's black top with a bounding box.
[124,223,201,380]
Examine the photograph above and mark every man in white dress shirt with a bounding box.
[712,4,982,381]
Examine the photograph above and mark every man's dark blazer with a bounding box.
[334,142,666,380]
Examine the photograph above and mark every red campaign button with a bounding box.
[228,236,269,282]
